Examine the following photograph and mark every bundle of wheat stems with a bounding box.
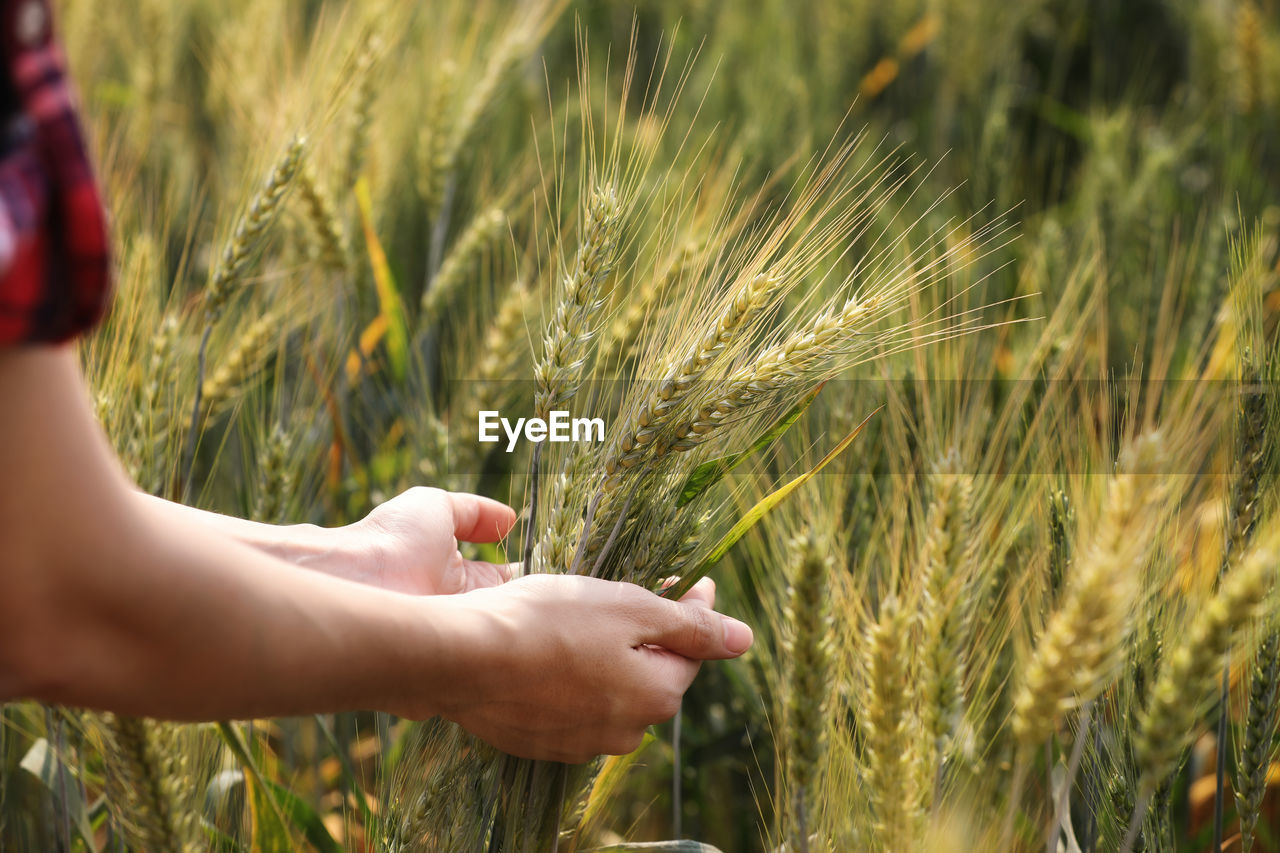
[381,38,1012,846]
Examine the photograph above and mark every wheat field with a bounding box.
[3,1,1280,851]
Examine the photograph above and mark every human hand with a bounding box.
[333,487,517,595]
[416,574,753,763]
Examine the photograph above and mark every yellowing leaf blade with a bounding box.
[355,178,409,384]
[661,407,878,600]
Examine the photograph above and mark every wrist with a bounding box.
[263,522,358,576]
[405,591,513,720]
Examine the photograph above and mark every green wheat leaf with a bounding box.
[662,407,877,600]
[675,382,826,507]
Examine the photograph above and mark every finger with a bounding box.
[448,492,518,542]
[630,595,753,660]
[677,577,716,609]
[457,559,517,591]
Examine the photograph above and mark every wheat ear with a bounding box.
[604,271,781,482]
[861,594,924,850]
[342,34,381,189]
[668,292,885,454]
[204,138,305,322]
[200,312,280,417]
[1011,432,1167,747]
[416,62,457,220]
[1236,631,1280,852]
[421,207,506,318]
[533,183,622,418]
[99,715,197,853]
[1236,2,1263,114]
[297,162,347,271]
[1212,364,1269,848]
[917,449,975,782]
[1120,525,1280,852]
[524,183,622,572]
[254,422,293,524]
[781,529,835,853]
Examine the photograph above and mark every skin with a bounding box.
[0,345,753,764]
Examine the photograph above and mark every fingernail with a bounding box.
[721,616,753,654]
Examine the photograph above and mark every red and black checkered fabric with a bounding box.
[0,0,110,345]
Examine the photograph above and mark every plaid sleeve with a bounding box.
[0,0,111,346]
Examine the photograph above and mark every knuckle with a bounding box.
[616,581,651,606]
[684,604,718,651]
[405,485,440,503]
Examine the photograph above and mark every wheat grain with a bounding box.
[1012,433,1167,747]
[200,313,280,417]
[204,138,306,322]
[861,594,924,850]
[781,530,835,853]
[533,183,622,419]
[297,162,347,272]
[99,715,198,853]
[421,207,506,318]
[917,449,975,778]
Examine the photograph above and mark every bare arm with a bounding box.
[0,346,482,719]
[131,493,341,568]
[0,346,752,761]
[132,487,517,595]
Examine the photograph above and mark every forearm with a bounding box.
[0,347,486,720]
[20,507,477,719]
[132,491,346,572]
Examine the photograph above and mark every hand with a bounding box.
[420,575,754,764]
[336,487,517,595]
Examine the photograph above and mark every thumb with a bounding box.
[635,596,753,660]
